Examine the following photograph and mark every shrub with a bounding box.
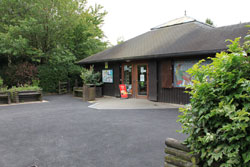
[80,66,101,85]
[0,76,3,87]
[3,62,37,87]
[8,85,41,92]
[38,64,68,93]
[0,76,8,92]
[178,34,250,166]
[38,63,81,93]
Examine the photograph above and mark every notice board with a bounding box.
[102,69,113,83]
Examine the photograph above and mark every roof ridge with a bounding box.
[151,16,196,30]
[151,20,195,30]
[215,21,250,29]
[195,20,215,28]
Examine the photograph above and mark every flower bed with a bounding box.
[13,90,42,103]
[8,86,43,103]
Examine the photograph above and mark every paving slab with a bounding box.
[88,96,185,109]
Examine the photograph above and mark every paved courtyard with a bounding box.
[0,95,186,167]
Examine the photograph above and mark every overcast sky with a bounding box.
[88,0,250,45]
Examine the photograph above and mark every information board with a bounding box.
[102,69,113,83]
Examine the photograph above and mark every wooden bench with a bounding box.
[73,87,83,97]
[0,92,11,104]
[15,90,42,103]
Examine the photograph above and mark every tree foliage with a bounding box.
[0,0,107,91]
[178,29,250,167]
[116,36,125,45]
[205,18,214,26]
[0,76,3,87]
[37,46,82,92]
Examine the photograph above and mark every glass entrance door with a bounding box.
[136,64,148,96]
[122,63,148,98]
[123,64,133,95]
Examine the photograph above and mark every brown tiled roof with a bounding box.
[78,19,249,64]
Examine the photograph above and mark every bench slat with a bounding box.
[19,93,41,96]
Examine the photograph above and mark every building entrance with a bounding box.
[122,62,148,99]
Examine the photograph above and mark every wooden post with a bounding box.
[164,138,200,167]
[39,90,43,101]
[59,81,61,94]
[73,87,76,96]
[7,92,11,104]
[164,162,179,167]
[165,147,200,164]
[68,79,71,94]
[165,154,199,167]
[165,138,190,152]
[15,92,19,103]
[75,79,78,87]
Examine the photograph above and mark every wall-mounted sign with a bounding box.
[102,69,113,83]
[105,62,108,69]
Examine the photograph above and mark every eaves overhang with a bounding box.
[77,49,225,65]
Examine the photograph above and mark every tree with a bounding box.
[0,0,107,65]
[63,4,108,61]
[117,36,125,45]
[205,18,214,26]
[0,0,108,90]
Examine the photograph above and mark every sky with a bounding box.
[88,0,250,45]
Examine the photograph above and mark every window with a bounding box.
[174,60,211,87]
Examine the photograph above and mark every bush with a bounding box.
[2,62,37,87]
[8,85,41,92]
[80,66,101,85]
[178,35,250,166]
[0,76,3,87]
[38,63,81,93]
[38,64,68,93]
